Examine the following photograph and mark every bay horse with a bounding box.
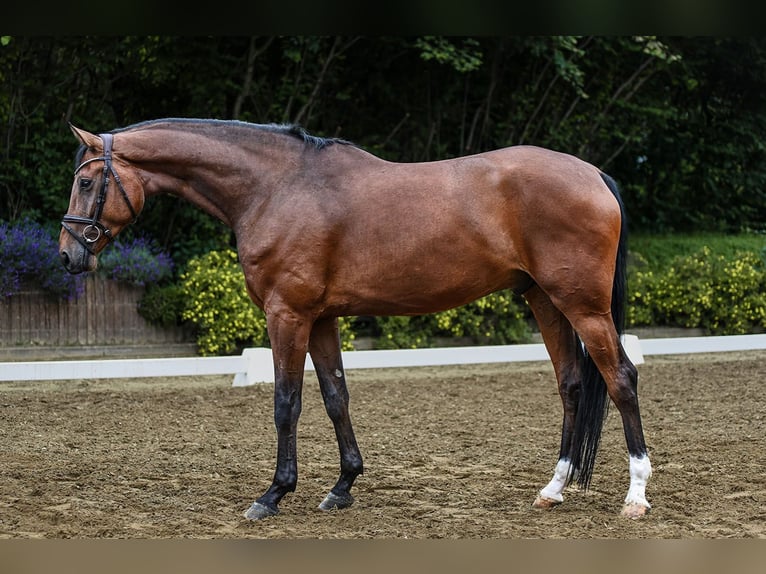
[58,118,652,520]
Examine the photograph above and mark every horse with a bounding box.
[58,118,652,520]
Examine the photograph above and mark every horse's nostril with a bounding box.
[60,250,70,268]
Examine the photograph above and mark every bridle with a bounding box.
[61,133,138,255]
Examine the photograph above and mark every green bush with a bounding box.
[138,283,187,328]
[628,246,766,334]
[374,290,532,349]
[629,233,766,271]
[142,233,766,354]
[144,232,766,353]
[179,249,355,356]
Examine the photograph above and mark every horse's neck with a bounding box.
[132,130,283,228]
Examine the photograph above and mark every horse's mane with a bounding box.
[114,118,355,150]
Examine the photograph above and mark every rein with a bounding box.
[61,133,138,255]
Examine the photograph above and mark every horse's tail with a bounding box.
[602,171,628,336]
[568,171,628,490]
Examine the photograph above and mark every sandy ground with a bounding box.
[0,350,764,539]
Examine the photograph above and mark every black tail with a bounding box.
[568,172,628,490]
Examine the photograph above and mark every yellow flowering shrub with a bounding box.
[180,249,268,355]
[628,247,766,334]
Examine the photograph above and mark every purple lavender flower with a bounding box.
[0,218,84,299]
[98,236,174,286]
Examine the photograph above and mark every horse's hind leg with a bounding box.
[526,284,651,518]
[570,313,652,518]
[524,285,581,509]
[309,317,364,512]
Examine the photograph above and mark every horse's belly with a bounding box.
[334,262,529,316]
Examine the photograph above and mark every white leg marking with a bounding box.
[624,454,652,507]
[538,458,574,502]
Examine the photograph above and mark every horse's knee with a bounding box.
[274,390,302,429]
[321,385,349,418]
[318,370,351,420]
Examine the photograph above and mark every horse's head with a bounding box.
[59,125,145,274]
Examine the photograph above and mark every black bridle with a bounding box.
[61,133,138,255]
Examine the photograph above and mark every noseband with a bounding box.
[61,133,138,255]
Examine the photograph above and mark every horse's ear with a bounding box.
[69,124,101,149]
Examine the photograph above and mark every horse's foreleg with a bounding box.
[244,312,312,521]
[524,285,581,509]
[309,317,364,512]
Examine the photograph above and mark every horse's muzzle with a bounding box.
[59,245,95,274]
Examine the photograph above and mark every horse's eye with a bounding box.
[79,177,93,191]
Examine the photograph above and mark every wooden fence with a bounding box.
[0,275,191,348]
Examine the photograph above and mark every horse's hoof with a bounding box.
[621,502,650,519]
[532,495,561,510]
[243,501,279,521]
[318,491,354,511]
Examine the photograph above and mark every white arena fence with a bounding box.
[1,334,765,387]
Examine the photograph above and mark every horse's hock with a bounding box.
[0,275,194,360]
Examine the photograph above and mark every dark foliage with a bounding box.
[2,36,765,271]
